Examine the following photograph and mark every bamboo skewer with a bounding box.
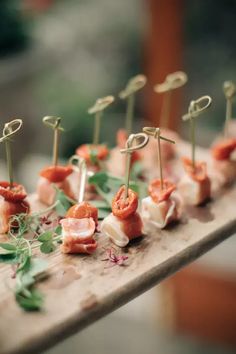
[223,81,236,138]
[0,119,23,189]
[182,95,212,168]
[143,126,175,190]
[120,132,149,198]
[43,116,64,166]
[154,71,187,128]
[119,75,147,135]
[88,96,114,145]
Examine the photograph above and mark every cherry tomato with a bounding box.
[66,201,98,226]
[211,138,236,161]
[40,165,73,183]
[112,186,138,219]
[182,157,208,182]
[76,144,109,164]
[148,179,176,204]
[0,181,27,202]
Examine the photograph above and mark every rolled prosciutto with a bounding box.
[0,182,30,234]
[142,179,182,229]
[60,201,98,254]
[101,186,143,247]
[37,165,74,206]
[178,157,211,205]
[211,138,236,185]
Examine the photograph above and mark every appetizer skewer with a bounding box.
[108,75,146,177]
[37,116,74,206]
[153,71,187,161]
[76,96,114,171]
[179,96,212,205]
[0,119,29,234]
[141,127,182,229]
[60,156,98,254]
[101,133,149,247]
[211,82,236,185]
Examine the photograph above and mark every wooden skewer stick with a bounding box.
[223,81,236,138]
[182,95,212,168]
[120,132,149,198]
[119,74,147,135]
[69,155,87,204]
[43,116,64,166]
[154,71,188,128]
[88,96,114,145]
[0,119,23,189]
[143,126,175,190]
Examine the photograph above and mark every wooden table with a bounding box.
[0,181,235,354]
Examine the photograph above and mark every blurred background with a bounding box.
[0,1,236,353]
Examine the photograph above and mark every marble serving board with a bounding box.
[0,144,236,354]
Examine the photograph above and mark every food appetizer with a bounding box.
[142,127,182,229]
[179,96,212,205]
[76,96,114,172]
[0,119,29,234]
[108,75,146,177]
[37,116,74,206]
[101,133,149,247]
[211,81,236,185]
[60,156,98,254]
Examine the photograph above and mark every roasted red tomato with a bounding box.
[0,181,27,202]
[211,138,236,161]
[182,157,208,182]
[40,165,73,183]
[112,185,138,219]
[148,179,176,204]
[66,201,98,226]
[76,144,109,164]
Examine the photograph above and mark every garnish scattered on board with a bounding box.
[0,202,62,311]
[102,248,128,268]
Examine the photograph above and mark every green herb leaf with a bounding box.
[54,225,62,235]
[0,253,18,263]
[0,243,16,251]
[38,231,53,243]
[40,241,55,254]
[15,289,44,311]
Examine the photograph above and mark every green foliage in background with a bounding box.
[0,1,29,57]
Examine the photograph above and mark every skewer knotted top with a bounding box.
[0,119,23,143]
[223,81,236,100]
[88,96,114,114]
[43,116,64,131]
[143,127,175,144]
[120,132,149,154]
[154,71,187,93]
[182,95,212,121]
[119,74,147,99]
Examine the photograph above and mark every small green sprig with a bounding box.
[0,202,63,311]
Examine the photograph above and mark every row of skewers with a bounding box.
[0,72,236,255]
